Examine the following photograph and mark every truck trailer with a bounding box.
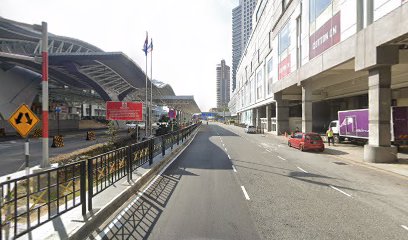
[328,106,408,146]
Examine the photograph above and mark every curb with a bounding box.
[69,128,200,240]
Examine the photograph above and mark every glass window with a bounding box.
[309,0,332,22]
[256,68,263,100]
[267,58,273,95]
[279,21,290,54]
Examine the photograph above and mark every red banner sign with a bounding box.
[309,11,341,59]
[106,101,143,121]
[278,54,291,80]
[168,109,177,119]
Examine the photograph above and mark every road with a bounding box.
[91,123,408,240]
[0,129,130,176]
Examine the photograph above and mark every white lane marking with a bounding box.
[401,225,408,231]
[277,156,286,161]
[241,186,250,200]
[258,144,263,148]
[265,149,272,153]
[224,147,228,152]
[329,185,352,197]
[232,165,237,172]
[222,143,225,147]
[297,167,308,173]
[227,154,231,159]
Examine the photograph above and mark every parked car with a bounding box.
[126,121,137,129]
[245,125,256,134]
[288,132,324,152]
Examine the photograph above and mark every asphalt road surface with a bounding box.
[0,129,130,176]
[92,123,408,240]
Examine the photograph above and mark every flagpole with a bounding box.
[145,48,148,138]
[150,42,153,136]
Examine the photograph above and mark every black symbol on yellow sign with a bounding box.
[8,104,40,138]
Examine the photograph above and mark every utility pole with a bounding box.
[41,22,50,168]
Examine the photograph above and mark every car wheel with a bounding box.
[288,141,291,147]
[300,145,305,151]
[319,148,324,152]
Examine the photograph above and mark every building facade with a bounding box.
[216,60,231,109]
[229,0,408,163]
[232,0,258,92]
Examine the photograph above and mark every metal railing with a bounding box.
[0,123,200,239]
[0,161,86,239]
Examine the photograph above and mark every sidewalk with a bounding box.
[267,131,408,179]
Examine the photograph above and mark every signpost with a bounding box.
[8,104,40,174]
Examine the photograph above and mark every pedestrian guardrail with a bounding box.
[0,161,86,239]
[0,123,200,239]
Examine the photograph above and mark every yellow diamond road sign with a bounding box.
[8,104,40,138]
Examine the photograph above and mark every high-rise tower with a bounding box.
[216,60,230,109]
[232,0,257,92]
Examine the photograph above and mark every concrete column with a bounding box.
[302,84,313,133]
[366,0,374,26]
[266,104,272,132]
[252,109,256,126]
[89,104,92,118]
[356,0,364,31]
[275,92,289,135]
[364,66,397,163]
[256,108,261,128]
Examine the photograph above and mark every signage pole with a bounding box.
[25,137,29,175]
[41,22,50,168]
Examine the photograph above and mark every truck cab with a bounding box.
[329,120,339,135]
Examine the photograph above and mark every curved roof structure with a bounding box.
[0,17,201,115]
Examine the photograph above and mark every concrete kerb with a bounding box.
[70,127,200,240]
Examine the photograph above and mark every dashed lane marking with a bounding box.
[297,167,308,173]
[277,156,286,161]
[241,186,250,200]
[329,185,352,197]
[265,149,272,153]
[401,225,408,231]
[232,165,237,172]
[224,147,228,152]
[228,154,231,159]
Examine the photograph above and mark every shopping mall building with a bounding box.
[229,0,408,162]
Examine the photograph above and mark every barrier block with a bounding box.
[52,135,64,148]
[86,131,96,141]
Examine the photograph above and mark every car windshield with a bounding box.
[308,134,322,140]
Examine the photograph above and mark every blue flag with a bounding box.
[148,38,153,52]
[142,32,149,56]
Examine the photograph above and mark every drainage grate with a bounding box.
[333,162,347,165]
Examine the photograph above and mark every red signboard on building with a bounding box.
[278,54,291,80]
[106,101,143,121]
[309,11,341,59]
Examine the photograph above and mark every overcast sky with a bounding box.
[0,0,239,112]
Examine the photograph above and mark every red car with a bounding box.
[288,132,324,152]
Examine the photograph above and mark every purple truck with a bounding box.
[328,107,408,145]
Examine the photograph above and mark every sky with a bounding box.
[0,0,239,112]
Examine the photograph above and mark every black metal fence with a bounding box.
[0,161,86,239]
[0,123,200,239]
